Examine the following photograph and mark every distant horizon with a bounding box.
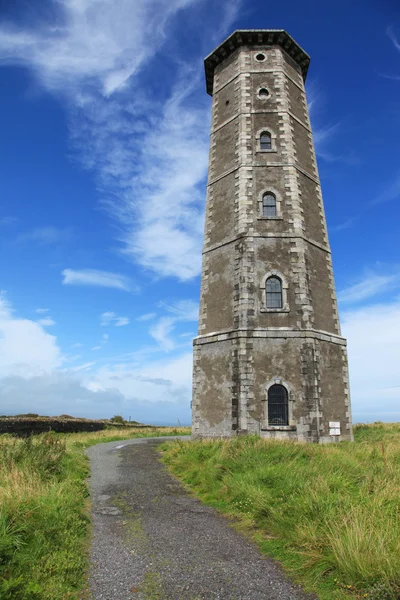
[0,411,398,429]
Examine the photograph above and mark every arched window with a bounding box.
[262,193,277,217]
[266,276,282,309]
[260,131,272,150]
[258,87,269,98]
[268,384,288,425]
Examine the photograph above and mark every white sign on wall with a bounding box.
[329,421,341,436]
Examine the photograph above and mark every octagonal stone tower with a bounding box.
[192,30,353,443]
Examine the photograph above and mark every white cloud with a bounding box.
[338,268,400,304]
[70,361,97,372]
[89,351,192,409]
[0,291,191,423]
[0,0,241,281]
[306,80,358,165]
[137,312,156,322]
[0,0,200,96]
[149,299,198,350]
[387,26,400,53]
[149,317,177,351]
[36,308,50,314]
[342,299,400,422]
[62,268,133,291]
[91,346,102,351]
[370,174,400,206]
[0,293,62,378]
[331,216,359,233]
[100,311,130,327]
[37,317,56,327]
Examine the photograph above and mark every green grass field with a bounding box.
[0,426,190,599]
[162,423,400,600]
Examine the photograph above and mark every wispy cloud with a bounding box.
[137,312,156,322]
[100,311,130,327]
[379,27,400,80]
[37,317,56,327]
[36,308,50,314]
[338,268,400,304]
[331,216,359,233]
[16,226,72,245]
[149,299,198,350]
[0,216,17,226]
[62,268,133,291]
[306,80,359,165]
[70,362,96,372]
[387,27,400,52]
[0,0,241,281]
[370,174,400,206]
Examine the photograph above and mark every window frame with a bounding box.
[266,276,283,309]
[255,127,277,154]
[259,131,272,151]
[258,187,282,220]
[261,378,295,430]
[262,192,277,218]
[267,384,289,426]
[260,271,289,313]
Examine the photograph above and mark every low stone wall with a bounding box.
[0,417,107,437]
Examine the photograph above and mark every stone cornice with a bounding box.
[205,29,310,95]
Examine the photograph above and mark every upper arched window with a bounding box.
[266,276,282,309]
[262,193,277,217]
[260,131,272,150]
[268,384,288,425]
[258,87,269,98]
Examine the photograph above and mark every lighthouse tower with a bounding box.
[192,30,353,442]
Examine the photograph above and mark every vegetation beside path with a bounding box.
[0,426,190,599]
[162,423,400,600]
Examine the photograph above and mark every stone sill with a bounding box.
[260,307,290,313]
[261,426,297,431]
[256,149,278,154]
[257,216,283,221]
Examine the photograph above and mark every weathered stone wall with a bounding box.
[193,34,352,443]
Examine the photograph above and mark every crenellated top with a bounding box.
[204,29,310,95]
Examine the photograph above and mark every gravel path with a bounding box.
[87,437,317,600]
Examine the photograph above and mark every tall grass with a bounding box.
[162,424,400,600]
[0,433,89,599]
[0,426,190,599]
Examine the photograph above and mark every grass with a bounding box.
[0,426,190,599]
[161,423,400,600]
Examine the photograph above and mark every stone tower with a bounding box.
[192,30,353,443]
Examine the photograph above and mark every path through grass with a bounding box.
[162,423,400,600]
[0,426,190,599]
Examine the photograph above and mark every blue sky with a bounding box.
[0,0,399,425]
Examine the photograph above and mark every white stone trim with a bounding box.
[260,270,290,312]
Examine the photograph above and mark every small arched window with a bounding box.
[260,131,272,150]
[258,87,269,98]
[268,384,289,425]
[262,193,277,217]
[266,276,282,309]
